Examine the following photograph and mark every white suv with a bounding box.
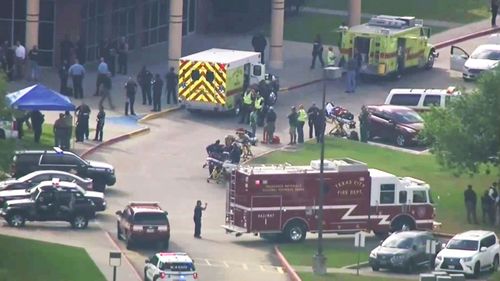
[435,230,500,277]
[144,252,198,281]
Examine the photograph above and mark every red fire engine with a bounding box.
[222,158,437,242]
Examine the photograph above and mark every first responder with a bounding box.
[359,106,370,142]
[327,47,336,66]
[254,92,265,127]
[297,105,308,143]
[239,88,254,124]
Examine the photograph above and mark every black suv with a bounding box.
[0,181,96,229]
[11,148,116,192]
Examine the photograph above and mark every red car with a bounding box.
[365,105,424,147]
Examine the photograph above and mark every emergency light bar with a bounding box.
[129,201,161,207]
[53,147,64,154]
[52,178,60,186]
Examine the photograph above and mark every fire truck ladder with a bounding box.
[226,172,237,226]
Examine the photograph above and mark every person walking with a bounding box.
[117,37,128,75]
[193,200,207,238]
[14,41,26,80]
[288,106,298,145]
[307,103,319,139]
[310,34,324,69]
[265,106,277,144]
[28,45,40,81]
[464,185,478,224]
[359,106,370,142]
[59,60,70,95]
[137,66,153,105]
[95,57,109,96]
[165,67,178,104]
[53,113,65,147]
[297,105,308,143]
[345,48,360,94]
[75,101,91,141]
[125,77,138,116]
[99,73,115,110]
[251,32,267,64]
[492,0,499,27]
[94,106,105,142]
[29,110,44,143]
[326,46,336,67]
[152,73,164,112]
[68,59,85,99]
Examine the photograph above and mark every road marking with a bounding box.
[223,261,229,268]
[277,267,284,274]
[205,259,212,266]
[242,263,248,270]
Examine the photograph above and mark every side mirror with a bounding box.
[115,210,122,216]
[480,247,487,252]
[145,258,150,263]
[441,243,446,249]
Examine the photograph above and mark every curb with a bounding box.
[80,126,150,158]
[274,245,302,281]
[242,145,285,165]
[137,106,181,123]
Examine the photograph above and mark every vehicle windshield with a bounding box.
[446,239,479,251]
[160,262,195,272]
[392,110,423,124]
[471,48,500,60]
[382,236,414,249]
[134,213,168,225]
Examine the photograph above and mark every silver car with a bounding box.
[0,170,93,191]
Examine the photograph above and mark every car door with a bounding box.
[40,154,67,171]
[35,189,57,220]
[146,255,159,281]
[412,236,427,266]
[368,110,389,138]
[450,46,469,72]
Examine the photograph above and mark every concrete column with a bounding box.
[25,0,40,50]
[168,0,183,70]
[348,0,361,27]
[269,0,285,69]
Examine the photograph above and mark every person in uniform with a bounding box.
[265,106,277,144]
[152,73,164,112]
[75,101,91,141]
[62,111,73,149]
[53,113,65,147]
[29,110,44,143]
[359,106,370,142]
[165,67,178,105]
[254,92,265,127]
[94,106,105,142]
[239,88,254,124]
[287,106,298,145]
[307,103,319,139]
[125,77,138,116]
[193,200,207,238]
[137,66,152,105]
[464,185,478,224]
[297,105,308,144]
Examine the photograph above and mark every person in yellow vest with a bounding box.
[297,104,308,143]
[239,88,254,124]
[254,92,265,127]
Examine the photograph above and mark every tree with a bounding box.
[0,72,11,119]
[421,69,500,175]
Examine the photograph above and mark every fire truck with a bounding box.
[222,159,436,242]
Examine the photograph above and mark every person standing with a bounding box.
[314,111,326,143]
[254,92,265,127]
[125,77,138,116]
[152,73,164,112]
[193,200,207,238]
[251,32,267,64]
[14,41,26,80]
[53,113,65,147]
[94,106,105,142]
[99,73,115,110]
[117,37,128,75]
[29,110,44,143]
[310,34,324,69]
[359,106,370,142]
[297,105,308,143]
[345,48,360,94]
[464,185,478,224]
[28,45,40,81]
[239,88,254,124]
[265,106,277,144]
[95,58,109,96]
[75,102,91,141]
[165,67,178,104]
[481,190,490,224]
[68,59,85,99]
[61,111,73,150]
[307,103,319,139]
[288,106,298,145]
[492,0,499,27]
[249,108,257,138]
[137,66,152,105]
[488,182,499,225]
[13,109,28,139]
[59,60,70,95]
[326,46,336,67]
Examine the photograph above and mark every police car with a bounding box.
[144,252,198,281]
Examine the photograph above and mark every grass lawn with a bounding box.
[0,124,53,173]
[0,234,106,281]
[253,138,498,235]
[299,272,411,281]
[305,0,490,23]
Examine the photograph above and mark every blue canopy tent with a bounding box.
[6,84,75,111]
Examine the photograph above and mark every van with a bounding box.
[384,87,461,111]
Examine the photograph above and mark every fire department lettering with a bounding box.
[262,183,304,193]
[257,213,275,219]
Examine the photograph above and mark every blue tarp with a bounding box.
[6,84,75,111]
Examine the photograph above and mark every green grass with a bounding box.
[0,234,106,281]
[305,0,490,23]
[279,239,370,268]
[0,124,53,173]
[253,138,498,235]
[299,272,411,281]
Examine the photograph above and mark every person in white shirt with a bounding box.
[14,41,26,80]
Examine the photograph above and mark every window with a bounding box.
[161,262,196,271]
[150,255,159,267]
[379,184,395,204]
[142,0,169,47]
[133,212,168,225]
[31,174,53,183]
[82,0,106,62]
[399,191,407,204]
[423,95,441,107]
[412,190,427,203]
[191,70,200,81]
[111,0,136,50]
[40,154,63,165]
[480,235,496,248]
[206,71,214,83]
[62,155,83,166]
[389,94,421,106]
[253,65,262,76]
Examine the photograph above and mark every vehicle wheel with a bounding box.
[371,265,380,271]
[390,217,415,232]
[424,52,435,70]
[491,255,499,272]
[283,221,307,243]
[7,213,26,227]
[267,91,278,105]
[117,223,123,240]
[473,262,480,278]
[71,215,89,229]
[395,134,407,147]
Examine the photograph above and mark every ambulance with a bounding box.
[339,15,438,77]
[178,48,279,113]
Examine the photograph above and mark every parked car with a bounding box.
[384,86,461,112]
[369,230,441,273]
[144,252,198,281]
[450,42,500,80]
[0,170,93,191]
[0,179,106,212]
[116,202,170,250]
[0,117,17,139]
[11,148,116,192]
[365,105,424,147]
[435,230,500,277]
[0,181,97,229]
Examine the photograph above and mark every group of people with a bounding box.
[464,182,500,227]
[0,41,41,82]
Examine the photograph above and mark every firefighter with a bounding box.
[239,88,254,124]
[254,92,265,127]
[193,200,207,238]
[359,106,370,143]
